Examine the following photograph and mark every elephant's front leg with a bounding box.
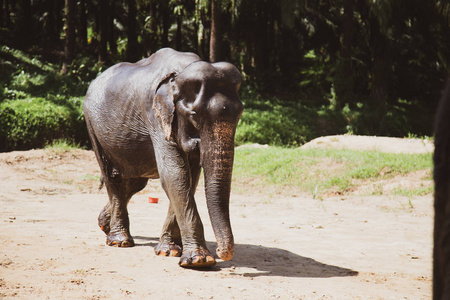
[156,148,215,268]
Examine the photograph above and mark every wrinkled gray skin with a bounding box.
[434,79,450,299]
[83,48,243,268]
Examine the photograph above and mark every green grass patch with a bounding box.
[232,146,432,197]
[45,138,83,152]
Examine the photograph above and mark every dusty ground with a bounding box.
[0,136,433,299]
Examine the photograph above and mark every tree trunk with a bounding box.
[369,13,389,107]
[98,0,108,63]
[335,0,356,108]
[3,0,10,28]
[126,0,139,62]
[18,0,32,47]
[78,0,87,48]
[161,0,169,47]
[61,0,75,74]
[46,0,62,44]
[209,0,221,62]
[107,1,116,56]
[176,13,182,50]
[0,0,10,28]
[0,0,4,27]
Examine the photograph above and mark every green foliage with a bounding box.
[0,97,88,151]
[0,46,95,152]
[44,139,84,157]
[233,146,433,197]
[236,89,316,146]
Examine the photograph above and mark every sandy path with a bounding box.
[0,148,432,299]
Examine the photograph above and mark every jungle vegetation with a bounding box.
[0,0,449,151]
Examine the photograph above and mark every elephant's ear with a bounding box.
[153,73,179,141]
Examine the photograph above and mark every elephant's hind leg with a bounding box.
[98,203,111,234]
[154,203,182,257]
[103,176,148,247]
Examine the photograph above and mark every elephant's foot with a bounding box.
[179,248,216,268]
[154,242,182,257]
[98,206,111,234]
[106,230,134,247]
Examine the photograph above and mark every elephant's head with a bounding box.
[153,61,244,261]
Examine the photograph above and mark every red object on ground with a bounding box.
[148,197,159,204]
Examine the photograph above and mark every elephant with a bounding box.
[434,79,450,299]
[82,48,244,268]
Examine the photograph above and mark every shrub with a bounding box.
[0,97,88,151]
[235,89,317,147]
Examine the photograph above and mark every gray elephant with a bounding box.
[434,80,450,298]
[83,48,244,268]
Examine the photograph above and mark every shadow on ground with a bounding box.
[133,236,358,278]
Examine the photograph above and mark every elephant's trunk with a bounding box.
[200,121,236,261]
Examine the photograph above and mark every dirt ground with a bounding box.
[0,136,433,299]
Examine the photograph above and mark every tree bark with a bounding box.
[78,0,87,48]
[61,0,75,74]
[98,0,108,63]
[369,13,389,106]
[46,0,62,44]
[161,0,169,47]
[176,13,182,50]
[18,0,32,47]
[107,0,117,56]
[126,0,139,62]
[335,0,356,108]
[1,0,10,28]
[209,0,221,62]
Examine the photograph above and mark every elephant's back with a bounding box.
[82,48,200,179]
[84,48,200,111]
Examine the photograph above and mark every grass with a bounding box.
[44,139,83,156]
[232,146,433,197]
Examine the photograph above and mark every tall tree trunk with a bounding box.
[369,13,389,107]
[335,0,356,108]
[61,0,75,74]
[18,0,32,47]
[78,0,87,48]
[176,13,182,50]
[3,0,9,28]
[46,0,61,44]
[148,0,158,54]
[98,0,108,63]
[107,1,116,56]
[0,0,10,28]
[0,0,4,27]
[209,0,221,62]
[161,0,169,47]
[126,0,139,62]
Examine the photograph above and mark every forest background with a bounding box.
[0,0,449,151]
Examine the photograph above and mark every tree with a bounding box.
[209,0,222,62]
[78,0,88,48]
[334,0,356,108]
[127,0,139,62]
[61,0,75,75]
[98,0,108,63]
